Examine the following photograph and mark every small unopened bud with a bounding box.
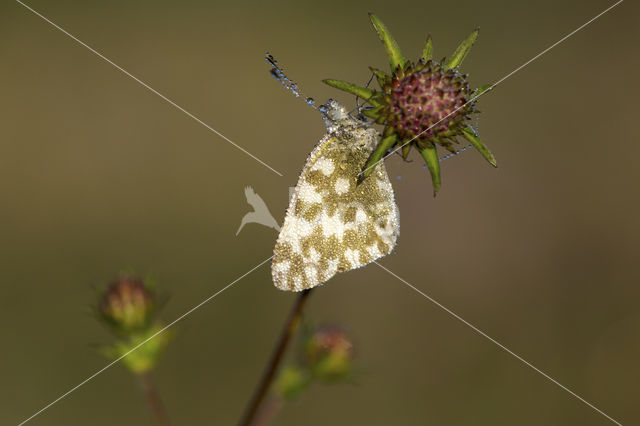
[274,365,309,401]
[99,275,155,334]
[305,326,354,381]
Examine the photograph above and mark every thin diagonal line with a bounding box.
[18,256,273,426]
[15,0,284,177]
[374,261,622,425]
[362,0,623,177]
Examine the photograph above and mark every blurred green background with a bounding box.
[1,0,639,424]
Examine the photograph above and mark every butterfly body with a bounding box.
[272,101,400,291]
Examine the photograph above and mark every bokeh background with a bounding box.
[1,0,639,424]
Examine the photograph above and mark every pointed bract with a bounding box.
[446,28,479,69]
[369,13,405,71]
[474,84,493,98]
[401,142,411,160]
[462,126,497,167]
[417,142,441,195]
[369,66,387,82]
[361,104,385,119]
[422,35,433,61]
[322,79,374,100]
[358,133,397,184]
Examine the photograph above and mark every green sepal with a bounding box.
[367,97,382,107]
[322,79,374,100]
[474,84,493,98]
[446,28,479,69]
[369,13,405,71]
[361,105,384,119]
[274,365,311,401]
[442,142,456,154]
[416,141,441,195]
[438,129,458,138]
[374,114,387,124]
[358,133,397,184]
[369,66,388,87]
[369,92,386,105]
[101,324,172,374]
[462,126,497,167]
[401,142,412,160]
[422,35,433,61]
[361,109,377,119]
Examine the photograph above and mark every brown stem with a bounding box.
[239,289,313,426]
[251,396,283,426]
[137,371,171,426]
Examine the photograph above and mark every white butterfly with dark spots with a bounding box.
[272,100,399,291]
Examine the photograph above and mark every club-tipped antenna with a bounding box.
[265,53,350,130]
[265,52,317,110]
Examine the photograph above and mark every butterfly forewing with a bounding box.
[272,103,399,291]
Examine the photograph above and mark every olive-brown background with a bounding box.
[2,0,638,424]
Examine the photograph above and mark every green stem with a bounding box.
[239,289,313,426]
[137,371,171,426]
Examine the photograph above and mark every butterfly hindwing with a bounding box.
[272,102,400,291]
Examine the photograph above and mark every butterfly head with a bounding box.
[317,99,365,134]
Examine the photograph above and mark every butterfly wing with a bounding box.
[272,124,399,291]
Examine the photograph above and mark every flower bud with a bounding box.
[324,15,497,195]
[99,275,155,334]
[305,326,354,381]
[274,365,310,401]
[107,324,171,374]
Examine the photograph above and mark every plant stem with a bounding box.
[137,371,171,426]
[251,396,283,426]
[239,289,313,426]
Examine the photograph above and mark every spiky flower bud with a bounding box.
[98,275,170,374]
[305,326,354,381]
[99,275,155,334]
[324,14,497,195]
[389,62,472,140]
[272,325,356,404]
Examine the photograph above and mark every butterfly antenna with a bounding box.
[265,52,317,110]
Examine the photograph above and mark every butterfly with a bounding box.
[272,100,400,291]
